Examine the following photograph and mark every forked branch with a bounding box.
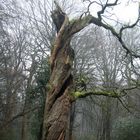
[83,1,140,58]
[97,0,119,20]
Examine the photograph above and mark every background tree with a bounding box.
[0,0,140,140]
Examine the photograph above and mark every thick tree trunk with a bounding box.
[42,3,93,140]
[41,11,75,138]
[42,37,74,140]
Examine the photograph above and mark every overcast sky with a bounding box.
[56,0,140,24]
[19,0,140,25]
[113,0,139,22]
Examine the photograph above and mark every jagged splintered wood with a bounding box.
[51,1,66,32]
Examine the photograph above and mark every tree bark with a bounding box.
[42,34,74,140]
[41,10,75,139]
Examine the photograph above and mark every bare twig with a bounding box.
[97,0,119,20]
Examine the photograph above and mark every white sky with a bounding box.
[19,0,140,25]
[113,0,139,23]
[87,0,140,24]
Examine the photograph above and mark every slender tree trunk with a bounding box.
[21,95,30,140]
[21,56,36,140]
[68,102,76,140]
[21,114,29,140]
[100,97,111,140]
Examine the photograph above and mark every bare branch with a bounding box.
[52,1,140,66]
[120,3,140,37]
[97,0,119,20]
[116,95,131,112]
[88,17,140,58]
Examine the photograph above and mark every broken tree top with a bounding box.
[51,1,66,32]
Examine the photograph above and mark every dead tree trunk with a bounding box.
[42,36,74,140]
[41,4,94,140]
[42,7,75,140]
[41,2,109,140]
[41,4,91,139]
